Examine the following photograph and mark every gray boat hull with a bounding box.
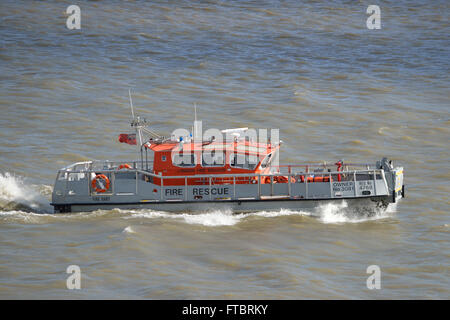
[58,195,392,214]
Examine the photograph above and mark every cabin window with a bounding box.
[172,153,196,167]
[67,172,87,181]
[202,151,225,167]
[57,172,68,180]
[138,173,153,183]
[260,153,273,169]
[161,155,167,161]
[271,151,279,169]
[230,153,259,170]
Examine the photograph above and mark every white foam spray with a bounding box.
[316,200,395,224]
[124,207,313,227]
[123,200,395,227]
[0,172,52,213]
[123,226,136,233]
[124,209,242,226]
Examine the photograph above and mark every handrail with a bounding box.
[57,164,389,202]
[60,160,373,171]
[59,167,384,180]
[61,160,154,171]
[273,163,374,168]
[133,169,383,180]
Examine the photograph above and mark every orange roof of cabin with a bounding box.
[148,140,274,155]
[148,142,178,152]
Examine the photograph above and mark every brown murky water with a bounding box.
[0,0,448,299]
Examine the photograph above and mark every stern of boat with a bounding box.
[377,158,404,203]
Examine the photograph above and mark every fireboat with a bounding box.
[51,95,404,214]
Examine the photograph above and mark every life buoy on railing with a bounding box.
[118,163,132,170]
[91,174,110,193]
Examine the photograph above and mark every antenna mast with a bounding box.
[128,89,144,156]
[193,103,202,142]
[129,89,135,119]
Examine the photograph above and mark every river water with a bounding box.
[0,0,448,299]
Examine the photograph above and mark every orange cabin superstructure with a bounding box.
[146,139,280,186]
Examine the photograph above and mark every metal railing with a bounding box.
[60,160,154,172]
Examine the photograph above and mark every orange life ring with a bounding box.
[118,163,132,170]
[91,174,110,193]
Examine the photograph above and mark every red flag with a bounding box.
[118,133,136,145]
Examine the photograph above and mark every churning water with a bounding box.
[0,0,448,299]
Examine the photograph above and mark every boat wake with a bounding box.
[315,200,397,224]
[123,200,396,227]
[0,172,53,214]
[124,209,243,226]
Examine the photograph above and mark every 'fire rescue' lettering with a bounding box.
[193,187,229,196]
[164,187,230,197]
